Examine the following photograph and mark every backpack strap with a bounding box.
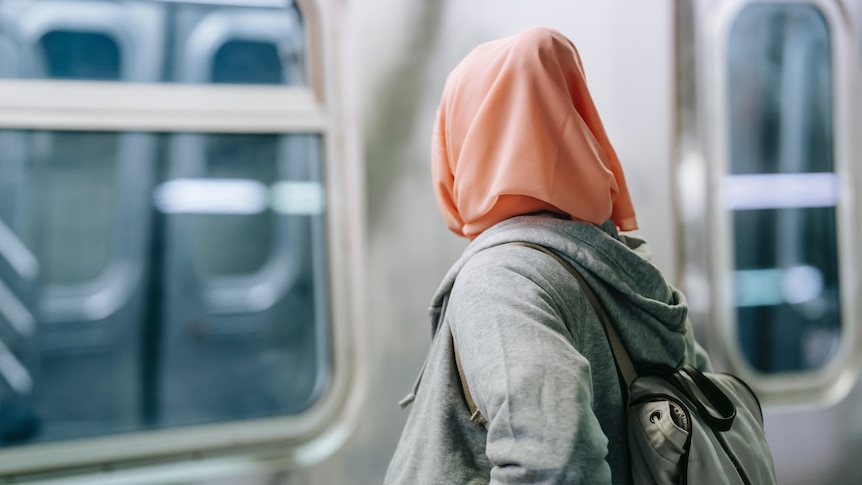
[450,240,638,425]
[453,335,488,425]
[508,242,639,388]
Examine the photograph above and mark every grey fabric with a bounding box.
[385,215,712,484]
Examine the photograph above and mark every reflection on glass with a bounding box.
[726,4,840,373]
[0,131,330,445]
[25,132,119,286]
[212,40,283,84]
[0,0,304,86]
[187,135,279,278]
[159,132,328,428]
[31,29,124,285]
[0,0,328,449]
[40,31,120,80]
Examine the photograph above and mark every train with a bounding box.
[0,0,860,483]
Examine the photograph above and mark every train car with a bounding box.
[0,0,860,483]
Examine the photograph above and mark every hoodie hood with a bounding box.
[430,214,691,367]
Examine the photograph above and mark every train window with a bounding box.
[40,31,121,80]
[157,131,328,428]
[726,3,839,374]
[187,134,281,278]
[697,0,857,403]
[1,129,328,440]
[0,0,304,86]
[173,4,304,86]
[2,0,163,83]
[25,132,121,287]
[0,0,357,478]
[211,41,284,84]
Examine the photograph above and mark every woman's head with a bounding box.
[431,26,638,239]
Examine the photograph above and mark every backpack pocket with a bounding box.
[629,394,692,484]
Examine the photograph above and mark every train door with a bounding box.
[156,4,329,427]
[682,0,862,482]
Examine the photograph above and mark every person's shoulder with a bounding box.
[456,243,570,288]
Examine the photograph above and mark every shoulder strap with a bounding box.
[508,242,639,388]
[453,336,488,425]
[450,240,639,426]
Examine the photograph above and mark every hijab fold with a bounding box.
[432,26,638,239]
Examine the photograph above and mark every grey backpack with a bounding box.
[460,242,779,484]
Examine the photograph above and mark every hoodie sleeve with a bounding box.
[447,245,613,484]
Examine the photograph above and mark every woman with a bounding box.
[385,26,711,484]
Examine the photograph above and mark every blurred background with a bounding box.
[0,0,861,483]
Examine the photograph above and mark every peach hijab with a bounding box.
[431,26,638,239]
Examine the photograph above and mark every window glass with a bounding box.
[24,132,119,286]
[40,31,121,80]
[190,134,279,277]
[726,3,840,373]
[158,132,328,427]
[0,130,330,444]
[0,0,330,449]
[28,27,124,286]
[212,40,284,84]
[0,0,304,86]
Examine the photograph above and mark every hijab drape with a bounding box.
[431,26,638,239]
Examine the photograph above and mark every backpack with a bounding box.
[454,242,778,484]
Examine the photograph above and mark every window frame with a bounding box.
[696,0,859,405]
[0,0,363,477]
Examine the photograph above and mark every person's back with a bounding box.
[385,26,711,485]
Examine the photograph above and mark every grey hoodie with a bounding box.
[385,215,711,485]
